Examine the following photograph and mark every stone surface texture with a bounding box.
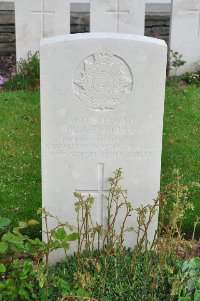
[15,0,70,61]
[90,0,145,34]
[0,1,15,56]
[0,2,170,56]
[40,33,167,263]
[170,0,200,75]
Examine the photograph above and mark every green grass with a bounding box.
[51,251,172,301]
[161,80,200,236]
[0,80,199,237]
[0,91,41,238]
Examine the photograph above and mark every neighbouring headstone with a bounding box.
[15,0,70,61]
[170,0,200,75]
[40,33,167,263]
[90,0,145,34]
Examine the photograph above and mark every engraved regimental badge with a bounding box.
[73,49,133,111]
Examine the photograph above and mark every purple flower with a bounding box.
[0,75,7,85]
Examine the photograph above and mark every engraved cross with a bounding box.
[188,0,200,37]
[30,0,55,38]
[106,0,130,32]
[75,163,127,226]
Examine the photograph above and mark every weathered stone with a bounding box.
[160,36,169,44]
[146,14,170,21]
[0,2,171,56]
[145,32,169,44]
[145,17,170,27]
[146,3,171,14]
[0,25,15,33]
[15,0,70,61]
[90,0,145,34]
[71,12,89,25]
[146,26,169,36]
[0,42,15,55]
[170,0,200,75]
[0,2,14,11]
[71,25,85,34]
[0,33,15,42]
[85,25,89,32]
[0,11,15,25]
[40,32,167,263]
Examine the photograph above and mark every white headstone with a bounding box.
[170,0,200,75]
[15,0,70,61]
[40,33,167,263]
[90,0,145,34]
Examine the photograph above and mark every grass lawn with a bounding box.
[0,91,41,238]
[161,80,200,236]
[0,81,199,238]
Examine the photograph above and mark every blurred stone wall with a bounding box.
[0,1,170,57]
[71,12,170,44]
[0,1,15,56]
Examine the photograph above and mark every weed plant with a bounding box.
[52,170,197,301]
[169,50,186,76]
[3,52,40,91]
[0,170,199,300]
[181,70,200,85]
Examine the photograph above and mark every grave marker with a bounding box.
[30,3,55,38]
[75,163,127,226]
[188,0,200,37]
[170,0,200,75]
[40,33,167,263]
[90,0,145,34]
[15,0,70,61]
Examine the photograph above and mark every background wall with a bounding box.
[0,1,15,56]
[0,1,171,56]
